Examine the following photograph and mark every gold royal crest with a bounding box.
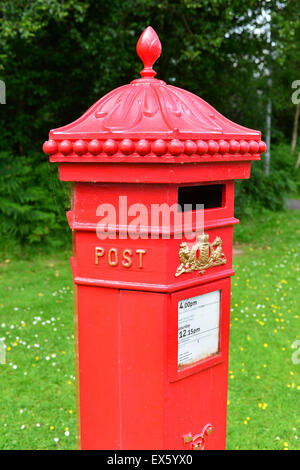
[175,233,227,277]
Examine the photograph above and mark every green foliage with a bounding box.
[0,151,70,246]
[0,0,277,155]
[271,142,300,190]
[235,143,299,220]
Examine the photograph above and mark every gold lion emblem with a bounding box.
[175,233,226,277]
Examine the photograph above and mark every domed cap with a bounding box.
[43,27,266,160]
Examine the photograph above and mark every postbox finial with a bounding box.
[136,26,162,78]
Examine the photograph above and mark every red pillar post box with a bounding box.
[43,27,266,450]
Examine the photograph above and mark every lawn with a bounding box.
[0,210,299,450]
[227,209,300,450]
[0,250,77,450]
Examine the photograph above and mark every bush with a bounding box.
[0,151,70,248]
[234,143,299,219]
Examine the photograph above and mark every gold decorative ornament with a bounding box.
[175,233,226,277]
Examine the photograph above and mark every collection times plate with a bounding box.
[178,290,220,368]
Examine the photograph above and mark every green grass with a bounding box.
[0,210,299,450]
[227,209,300,450]
[0,250,76,450]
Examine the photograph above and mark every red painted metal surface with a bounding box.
[43,26,265,450]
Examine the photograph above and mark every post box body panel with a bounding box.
[73,227,234,288]
[58,161,256,184]
[76,278,230,450]
[70,180,236,291]
[72,176,234,449]
[70,181,235,224]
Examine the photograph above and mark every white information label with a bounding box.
[178,290,220,368]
